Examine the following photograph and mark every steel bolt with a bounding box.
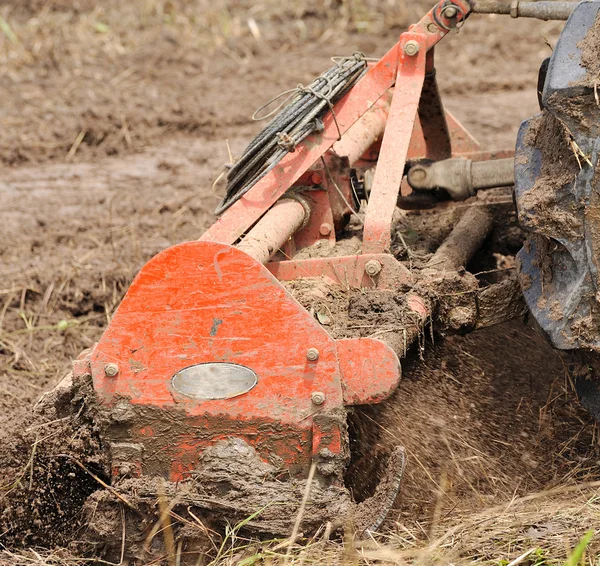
[442,4,458,18]
[306,348,320,362]
[403,40,420,57]
[427,22,438,33]
[365,259,382,277]
[104,363,119,377]
[319,223,332,236]
[311,391,326,405]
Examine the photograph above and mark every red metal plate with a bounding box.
[267,253,413,289]
[91,242,344,422]
[86,241,401,479]
[338,338,401,405]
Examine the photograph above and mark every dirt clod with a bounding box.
[518,112,581,240]
[579,11,600,88]
[0,376,106,549]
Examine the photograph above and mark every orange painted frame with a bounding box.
[79,242,401,480]
[200,0,473,248]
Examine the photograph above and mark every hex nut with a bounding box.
[306,348,320,362]
[403,40,420,57]
[311,391,326,405]
[311,172,323,185]
[365,259,382,277]
[104,362,119,377]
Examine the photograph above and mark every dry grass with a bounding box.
[7,485,593,566]
[173,483,600,565]
[1,487,598,565]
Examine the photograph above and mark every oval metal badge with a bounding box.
[171,362,257,400]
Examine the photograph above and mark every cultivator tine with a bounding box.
[356,446,407,535]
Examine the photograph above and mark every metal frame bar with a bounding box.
[362,33,428,254]
[200,0,473,246]
[471,0,576,20]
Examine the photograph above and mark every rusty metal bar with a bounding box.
[471,158,514,189]
[427,206,493,271]
[237,198,308,265]
[332,95,390,166]
[378,208,493,358]
[362,33,428,255]
[471,0,576,20]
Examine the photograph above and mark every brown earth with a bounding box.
[579,9,600,86]
[1,1,598,564]
[517,110,580,240]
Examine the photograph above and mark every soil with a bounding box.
[348,318,597,532]
[579,11,600,87]
[518,111,581,240]
[1,1,598,564]
[0,374,106,549]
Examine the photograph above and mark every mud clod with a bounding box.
[83,438,355,562]
[0,376,106,550]
[519,112,581,240]
[578,11,600,88]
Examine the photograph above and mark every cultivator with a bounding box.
[51,0,600,548]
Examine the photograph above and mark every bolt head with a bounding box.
[403,40,420,57]
[365,259,382,277]
[442,5,458,18]
[427,22,438,33]
[306,348,320,362]
[311,391,326,405]
[104,363,119,377]
[311,172,323,185]
[319,223,332,236]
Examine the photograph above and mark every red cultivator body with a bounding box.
[76,0,481,491]
[84,240,401,482]
[59,0,596,546]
